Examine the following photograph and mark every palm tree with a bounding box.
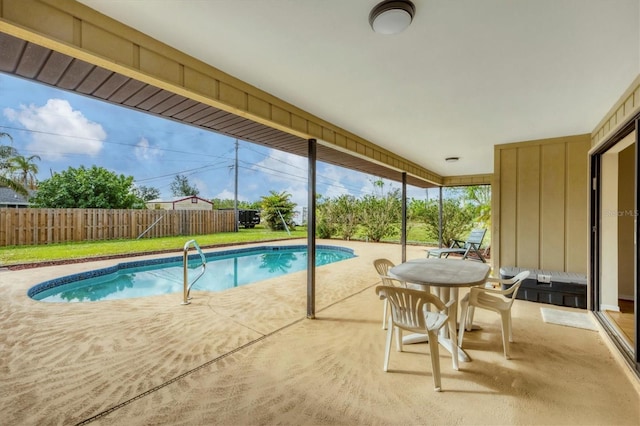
[10,154,41,189]
[0,132,16,168]
[0,132,29,196]
[260,190,296,230]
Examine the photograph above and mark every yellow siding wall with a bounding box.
[493,134,590,274]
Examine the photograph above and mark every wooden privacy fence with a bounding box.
[0,208,235,246]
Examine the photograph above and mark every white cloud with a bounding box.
[322,180,350,199]
[134,137,163,161]
[286,185,307,208]
[3,98,105,161]
[250,149,309,214]
[318,164,362,198]
[251,149,307,184]
[248,148,424,215]
[191,177,209,198]
[358,177,400,198]
[321,163,361,184]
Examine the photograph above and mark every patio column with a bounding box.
[233,139,239,232]
[307,138,317,319]
[401,172,407,262]
[439,186,443,248]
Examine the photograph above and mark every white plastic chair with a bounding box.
[376,285,457,392]
[457,270,530,359]
[373,258,406,330]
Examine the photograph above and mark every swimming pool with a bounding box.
[28,245,355,303]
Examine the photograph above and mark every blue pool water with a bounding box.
[28,245,355,303]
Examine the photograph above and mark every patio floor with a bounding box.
[1,239,638,425]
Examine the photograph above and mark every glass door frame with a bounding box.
[589,112,640,375]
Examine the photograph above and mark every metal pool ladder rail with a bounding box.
[182,239,207,305]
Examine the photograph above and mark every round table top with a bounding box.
[389,258,491,287]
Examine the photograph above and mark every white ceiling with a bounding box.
[79,0,639,177]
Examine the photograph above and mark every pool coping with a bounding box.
[27,244,355,299]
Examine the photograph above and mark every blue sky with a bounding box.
[0,73,432,214]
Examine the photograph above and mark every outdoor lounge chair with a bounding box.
[426,228,487,262]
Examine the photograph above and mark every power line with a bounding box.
[0,124,236,160]
[133,162,231,183]
[2,122,373,195]
[226,151,369,197]
[239,143,384,196]
[2,123,400,199]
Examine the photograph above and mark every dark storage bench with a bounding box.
[499,267,587,309]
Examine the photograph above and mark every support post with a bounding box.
[439,186,443,248]
[307,139,317,319]
[401,172,407,262]
[234,139,239,232]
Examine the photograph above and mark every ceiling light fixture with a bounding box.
[369,0,416,35]
[445,157,460,163]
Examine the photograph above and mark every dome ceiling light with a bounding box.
[369,0,416,35]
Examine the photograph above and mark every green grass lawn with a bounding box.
[0,226,308,266]
[0,223,487,267]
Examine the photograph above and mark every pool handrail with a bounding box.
[182,239,207,305]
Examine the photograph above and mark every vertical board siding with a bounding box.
[499,149,518,268]
[495,135,590,274]
[0,209,235,246]
[540,143,566,271]
[516,145,541,269]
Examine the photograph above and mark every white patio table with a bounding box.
[389,257,491,362]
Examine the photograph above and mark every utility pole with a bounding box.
[234,139,239,232]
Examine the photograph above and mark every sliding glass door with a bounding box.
[590,115,639,375]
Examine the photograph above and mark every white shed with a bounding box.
[146,196,214,211]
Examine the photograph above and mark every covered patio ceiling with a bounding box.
[77,0,639,176]
[1,1,638,188]
[0,31,433,189]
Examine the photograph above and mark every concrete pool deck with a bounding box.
[0,239,638,425]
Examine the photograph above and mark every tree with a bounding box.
[133,185,161,201]
[316,195,338,239]
[260,190,296,230]
[170,174,199,197]
[331,194,361,240]
[408,196,475,245]
[360,188,402,242]
[0,131,15,165]
[30,165,142,208]
[9,154,41,189]
[408,185,490,246]
[462,185,491,229]
[0,132,28,196]
[211,198,260,210]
